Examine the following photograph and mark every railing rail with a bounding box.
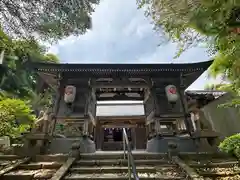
[122,128,139,180]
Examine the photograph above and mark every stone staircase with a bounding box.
[0,154,67,180]
[179,152,240,179]
[63,152,188,180]
[1,152,239,179]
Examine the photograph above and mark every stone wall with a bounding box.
[201,93,240,139]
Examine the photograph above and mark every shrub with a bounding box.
[0,98,36,138]
[219,134,240,158]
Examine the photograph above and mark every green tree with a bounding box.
[0,0,100,41]
[0,28,59,98]
[219,134,240,159]
[138,0,240,106]
[0,98,36,138]
[44,53,60,63]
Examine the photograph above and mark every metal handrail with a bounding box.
[122,128,139,180]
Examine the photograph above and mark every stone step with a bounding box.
[76,159,172,166]
[64,173,185,180]
[2,160,63,180]
[18,161,62,170]
[0,159,20,167]
[181,154,240,179]
[179,152,236,160]
[70,166,156,174]
[198,169,240,177]
[80,153,167,160]
[3,169,57,180]
[0,155,21,160]
[189,160,239,168]
[34,154,68,162]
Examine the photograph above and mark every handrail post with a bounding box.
[123,129,126,160]
[123,128,139,180]
[128,153,131,180]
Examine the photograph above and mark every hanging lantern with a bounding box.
[165,85,179,103]
[64,85,76,103]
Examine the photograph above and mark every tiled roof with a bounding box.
[27,60,213,77]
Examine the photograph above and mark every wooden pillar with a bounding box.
[190,113,197,131]
[131,128,136,150]
[99,127,104,150]
[146,124,149,139]
[83,119,89,135]
[178,75,194,134]
[95,122,103,150]
[179,88,193,134]
[88,123,94,135]
[135,124,147,150]
[194,112,201,130]
[95,122,100,150]
[154,120,161,134]
[50,74,63,136]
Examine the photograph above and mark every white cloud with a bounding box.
[48,0,219,115]
[49,0,210,64]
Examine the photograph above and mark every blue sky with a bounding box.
[48,0,222,116]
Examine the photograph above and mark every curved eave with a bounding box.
[27,60,213,76]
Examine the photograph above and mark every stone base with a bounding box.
[49,137,96,154]
[146,136,217,153]
[79,136,96,153]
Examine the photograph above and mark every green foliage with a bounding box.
[138,0,240,107]
[43,53,60,63]
[0,0,100,41]
[204,83,227,91]
[0,28,59,99]
[0,98,36,138]
[28,88,54,112]
[219,134,240,158]
[0,13,60,139]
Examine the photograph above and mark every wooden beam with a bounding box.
[97,96,144,101]
[145,111,155,125]
[38,72,58,91]
[96,89,143,94]
[143,88,150,103]
[101,124,137,128]
[172,156,201,179]
[97,103,143,106]
[91,81,149,88]
[50,157,75,180]
[88,111,96,126]
[98,115,145,120]
[0,157,30,176]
